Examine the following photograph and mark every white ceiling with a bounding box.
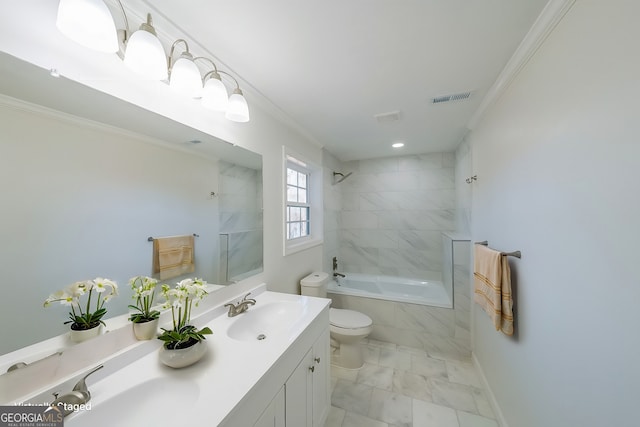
[143,0,550,161]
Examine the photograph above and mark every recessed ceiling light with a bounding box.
[392,142,405,148]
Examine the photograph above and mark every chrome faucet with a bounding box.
[49,365,103,417]
[224,292,256,317]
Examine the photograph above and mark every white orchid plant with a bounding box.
[157,278,212,349]
[128,276,161,324]
[44,278,118,330]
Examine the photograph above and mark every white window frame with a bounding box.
[283,146,323,256]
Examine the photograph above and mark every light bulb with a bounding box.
[56,0,118,53]
[201,75,229,111]
[169,55,202,98]
[225,88,250,122]
[123,14,167,80]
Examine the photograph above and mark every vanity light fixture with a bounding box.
[168,40,202,98]
[392,142,405,148]
[123,13,167,80]
[56,0,119,53]
[54,0,249,121]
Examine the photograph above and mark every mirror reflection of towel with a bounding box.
[152,235,195,280]
[473,244,514,335]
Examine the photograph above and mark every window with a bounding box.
[286,166,310,240]
[283,148,323,256]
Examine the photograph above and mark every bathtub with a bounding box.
[327,273,452,309]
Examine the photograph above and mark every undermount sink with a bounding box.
[66,377,199,427]
[226,301,306,342]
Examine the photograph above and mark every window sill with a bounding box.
[284,236,324,257]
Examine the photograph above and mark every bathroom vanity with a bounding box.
[0,283,331,427]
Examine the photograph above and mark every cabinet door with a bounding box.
[312,329,330,427]
[285,348,313,427]
[254,386,285,427]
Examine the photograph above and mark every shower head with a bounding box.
[333,171,353,184]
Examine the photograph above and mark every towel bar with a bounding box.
[148,233,199,242]
[475,241,521,258]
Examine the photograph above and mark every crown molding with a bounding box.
[467,0,576,130]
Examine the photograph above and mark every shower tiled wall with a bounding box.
[338,153,456,280]
[218,160,263,283]
[323,149,343,275]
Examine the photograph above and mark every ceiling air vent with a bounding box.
[374,110,401,124]
[431,91,472,104]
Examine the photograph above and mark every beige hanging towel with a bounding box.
[153,235,195,280]
[473,244,514,335]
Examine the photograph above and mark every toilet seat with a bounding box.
[330,308,372,329]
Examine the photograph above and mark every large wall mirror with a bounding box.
[0,52,263,355]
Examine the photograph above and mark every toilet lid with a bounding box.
[330,308,372,329]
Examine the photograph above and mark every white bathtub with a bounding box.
[327,273,452,309]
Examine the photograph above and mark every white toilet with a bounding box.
[300,272,373,369]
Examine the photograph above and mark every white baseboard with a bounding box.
[472,352,509,427]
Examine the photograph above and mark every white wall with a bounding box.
[469,1,640,426]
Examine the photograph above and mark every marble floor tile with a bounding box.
[429,378,478,413]
[392,369,433,402]
[412,400,460,427]
[379,347,412,370]
[325,406,346,427]
[331,379,374,417]
[342,411,389,427]
[471,387,495,419]
[411,355,448,379]
[397,345,428,357]
[357,363,394,391]
[331,365,359,382]
[368,388,413,427]
[362,344,381,364]
[457,411,499,427]
[367,338,398,349]
[326,338,498,427]
[445,360,483,388]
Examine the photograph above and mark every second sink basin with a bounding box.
[226,301,306,342]
[66,377,199,427]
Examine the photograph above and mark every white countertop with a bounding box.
[20,284,330,426]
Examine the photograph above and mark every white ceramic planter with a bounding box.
[69,324,103,343]
[132,318,159,340]
[159,340,207,369]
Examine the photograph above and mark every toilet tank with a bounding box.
[300,272,329,298]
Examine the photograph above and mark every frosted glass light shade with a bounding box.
[225,89,250,122]
[201,77,229,112]
[169,56,202,98]
[124,28,167,80]
[56,0,118,53]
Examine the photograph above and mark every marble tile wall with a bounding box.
[455,139,472,236]
[323,149,344,275]
[338,153,455,280]
[330,283,471,360]
[218,160,263,283]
